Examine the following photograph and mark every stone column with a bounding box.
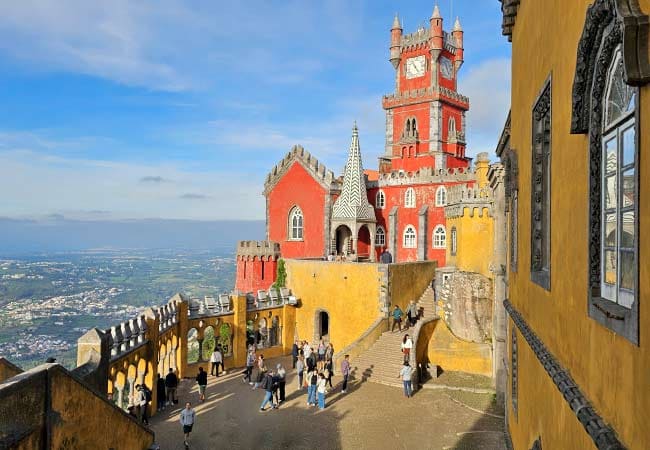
[232,294,248,367]
[418,205,429,261]
[115,385,125,410]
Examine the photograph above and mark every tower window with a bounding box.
[433,225,446,249]
[404,188,416,208]
[448,117,457,142]
[375,226,386,247]
[375,190,386,209]
[451,227,457,255]
[403,225,417,248]
[288,206,304,240]
[435,186,447,206]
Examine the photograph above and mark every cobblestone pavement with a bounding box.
[150,356,506,450]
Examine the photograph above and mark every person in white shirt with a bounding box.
[210,348,223,377]
[398,361,414,398]
[316,372,328,409]
[401,334,413,364]
[303,342,312,360]
[180,402,196,448]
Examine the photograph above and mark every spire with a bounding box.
[331,123,376,222]
[431,4,441,19]
[453,16,463,32]
[392,13,401,30]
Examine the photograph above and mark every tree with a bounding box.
[273,259,287,288]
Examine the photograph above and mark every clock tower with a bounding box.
[381,6,469,174]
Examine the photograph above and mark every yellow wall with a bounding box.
[446,207,494,277]
[285,260,382,350]
[388,261,437,311]
[508,1,650,448]
[428,320,492,377]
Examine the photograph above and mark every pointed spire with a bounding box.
[453,16,463,32]
[392,13,401,30]
[432,4,441,19]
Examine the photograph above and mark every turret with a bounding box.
[429,5,443,60]
[452,17,464,71]
[390,14,402,69]
[475,152,490,189]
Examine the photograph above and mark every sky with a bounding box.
[0,0,511,222]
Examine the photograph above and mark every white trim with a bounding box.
[435,186,447,206]
[403,225,417,248]
[405,187,416,208]
[433,225,446,249]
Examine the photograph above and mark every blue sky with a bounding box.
[0,1,510,221]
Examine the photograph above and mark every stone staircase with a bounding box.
[349,286,436,388]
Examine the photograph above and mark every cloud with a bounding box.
[179,193,210,200]
[140,176,170,184]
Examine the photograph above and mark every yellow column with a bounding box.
[232,295,248,367]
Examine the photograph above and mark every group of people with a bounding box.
[391,302,420,332]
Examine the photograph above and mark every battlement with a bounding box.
[399,28,459,54]
[383,85,469,110]
[371,165,476,188]
[263,145,340,195]
[236,240,281,258]
[445,183,493,219]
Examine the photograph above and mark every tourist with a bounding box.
[340,354,351,393]
[317,372,327,410]
[296,355,305,389]
[303,341,312,360]
[380,248,393,264]
[325,342,334,363]
[317,339,326,371]
[402,334,413,364]
[196,367,208,402]
[391,305,403,332]
[292,340,300,368]
[306,348,317,372]
[306,367,318,406]
[157,374,166,411]
[243,348,256,384]
[276,363,287,403]
[210,347,223,377]
[253,355,267,390]
[180,402,196,449]
[406,301,418,328]
[135,384,149,425]
[165,368,179,406]
[324,358,334,389]
[259,369,277,411]
[398,361,414,398]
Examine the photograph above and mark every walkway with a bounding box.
[149,356,506,450]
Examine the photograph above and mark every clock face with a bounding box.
[405,55,426,79]
[440,57,454,79]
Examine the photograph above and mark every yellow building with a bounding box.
[499,0,650,448]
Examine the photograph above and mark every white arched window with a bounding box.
[404,187,416,208]
[403,225,417,248]
[375,190,385,209]
[433,225,446,249]
[375,227,386,247]
[448,117,457,140]
[435,186,447,206]
[288,207,303,240]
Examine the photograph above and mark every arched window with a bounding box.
[403,225,417,248]
[375,190,385,209]
[451,226,458,255]
[375,226,386,247]
[435,186,447,206]
[433,225,446,249]
[411,118,417,136]
[404,187,416,208]
[599,45,637,309]
[288,206,303,240]
[448,117,456,141]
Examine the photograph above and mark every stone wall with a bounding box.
[0,357,23,384]
[388,261,437,312]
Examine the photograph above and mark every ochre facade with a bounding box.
[502,0,650,448]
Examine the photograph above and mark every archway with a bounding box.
[335,225,352,256]
[187,328,199,364]
[314,310,330,342]
[357,225,371,259]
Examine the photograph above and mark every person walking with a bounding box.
[296,355,305,389]
[401,334,413,364]
[165,368,179,406]
[180,402,196,449]
[325,343,334,364]
[340,354,351,393]
[276,363,287,403]
[253,355,267,390]
[317,372,327,410]
[195,367,208,402]
[317,339,326,371]
[259,369,277,411]
[306,367,318,406]
[292,340,300,368]
[391,305,403,332]
[243,348,256,384]
[324,358,334,389]
[210,348,223,377]
[157,374,166,412]
[398,361,414,398]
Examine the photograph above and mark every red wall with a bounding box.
[235,256,278,294]
[267,162,327,259]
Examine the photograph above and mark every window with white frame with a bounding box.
[403,225,417,248]
[448,117,457,141]
[288,206,304,240]
[451,226,457,255]
[433,225,446,248]
[404,187,416,208]
[375,226,386,247]
[375,190,386,209]
[600,46,637,309]
[435,186,447,206]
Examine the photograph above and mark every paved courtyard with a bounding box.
[150,356,506,450]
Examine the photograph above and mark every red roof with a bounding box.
[364,170,379,181]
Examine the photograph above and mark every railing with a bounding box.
[106,314,148,360]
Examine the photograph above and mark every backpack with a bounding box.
[310,373,318,385]
[144,387,152,402]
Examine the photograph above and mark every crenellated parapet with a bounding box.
[236,240,281,260]
[263,145,340,196]
[445,183,494,219]
[371,166,476,188]
[382,85,469,110]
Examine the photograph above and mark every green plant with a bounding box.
[273,259,287,288]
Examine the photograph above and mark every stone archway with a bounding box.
[335,225,352,256]
[314,310,330,343]
[357,225,371,259]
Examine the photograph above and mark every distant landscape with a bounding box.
[0,219,265,370]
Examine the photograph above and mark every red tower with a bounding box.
[234,241,281,294]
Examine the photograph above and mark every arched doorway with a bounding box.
[314,310,330,342]
[357,225,371,259]
[335,225,352,255]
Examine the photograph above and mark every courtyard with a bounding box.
[150,356,506,450]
